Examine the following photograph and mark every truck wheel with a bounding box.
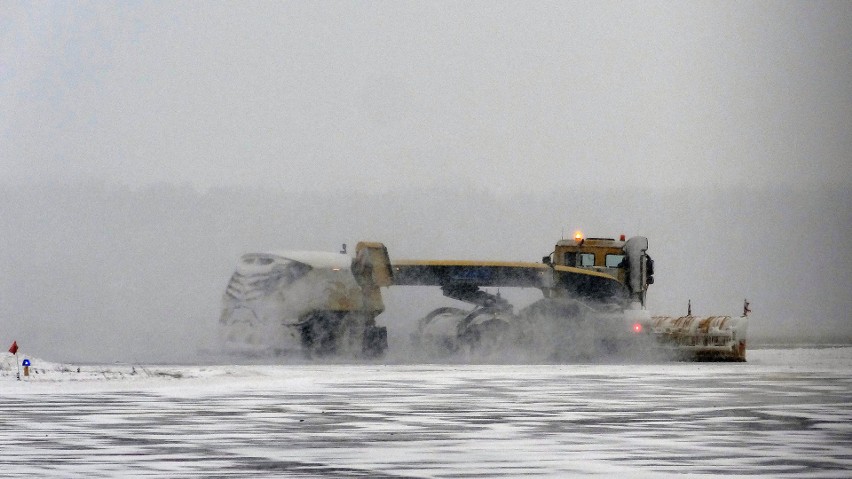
[362,326,388,358]
[299,312,341,356]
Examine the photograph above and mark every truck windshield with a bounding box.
[564,252,596,267]
[606,254,625,268]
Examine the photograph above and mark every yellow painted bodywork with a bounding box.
[553,237,628,285]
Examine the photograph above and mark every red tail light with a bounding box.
[632,323,643,333]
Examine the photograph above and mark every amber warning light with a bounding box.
[574,231,584,243]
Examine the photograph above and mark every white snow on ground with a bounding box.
[1,347,851,478]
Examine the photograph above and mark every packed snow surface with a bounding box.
[2,347,851,478]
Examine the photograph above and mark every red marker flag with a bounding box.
[8,341,18,355]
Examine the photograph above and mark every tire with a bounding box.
[299,311,342,356]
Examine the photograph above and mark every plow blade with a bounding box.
[649,315,748,361]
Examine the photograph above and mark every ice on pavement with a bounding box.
[2,347,851,477]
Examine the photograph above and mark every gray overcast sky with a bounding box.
[2,1,851,192]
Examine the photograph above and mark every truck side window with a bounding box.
[606,254,625,268]
[579,253,595,266]
[564,252,576,267]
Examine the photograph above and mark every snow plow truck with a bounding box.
[218,232,748,361]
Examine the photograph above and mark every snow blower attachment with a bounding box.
[218,246,388,358]
[219,233,748,361]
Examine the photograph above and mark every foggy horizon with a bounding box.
[1,181,849,363]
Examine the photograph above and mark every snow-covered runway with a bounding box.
[2,348,851,478]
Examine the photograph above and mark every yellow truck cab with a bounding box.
[553,234,629,284]
[548,232,654,307]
